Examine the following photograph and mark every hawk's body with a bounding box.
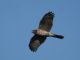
[29,12,64,52]
[32,29,53,36]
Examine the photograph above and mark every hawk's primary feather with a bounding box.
[29,35,46,52]
[39,12,55,32]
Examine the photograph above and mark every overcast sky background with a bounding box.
[0,0,80,60]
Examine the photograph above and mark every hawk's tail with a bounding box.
[52,34,64,39]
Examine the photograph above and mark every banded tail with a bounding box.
[52,34,64,39]
[49,33,64,39]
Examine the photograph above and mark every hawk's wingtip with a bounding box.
[47,11,55,15]
[29,44,37,52]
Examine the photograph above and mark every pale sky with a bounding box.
[0,0,80,60]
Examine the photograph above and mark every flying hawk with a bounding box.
[29,11,64,52]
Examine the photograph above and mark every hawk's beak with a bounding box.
[32,29,37,34]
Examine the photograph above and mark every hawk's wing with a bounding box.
[29,35,46,52]
[39,12,55,32]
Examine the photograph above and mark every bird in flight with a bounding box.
[29,11,64,52]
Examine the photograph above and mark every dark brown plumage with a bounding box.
[29,11,64,52]
[39,12,54,32]
[29,35,46,52]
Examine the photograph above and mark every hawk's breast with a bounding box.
[37,29,49,36]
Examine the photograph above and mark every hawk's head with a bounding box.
[32,29,37,34]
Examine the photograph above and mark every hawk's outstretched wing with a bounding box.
[39,12,55,32]
[29,35,46,52]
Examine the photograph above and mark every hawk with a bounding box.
[29,11,64,52]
